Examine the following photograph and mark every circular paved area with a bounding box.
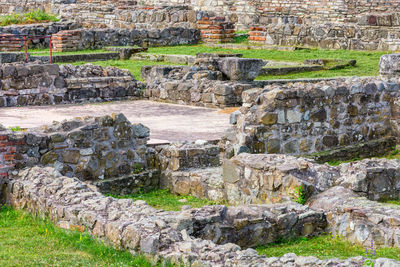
[0,100,231,144]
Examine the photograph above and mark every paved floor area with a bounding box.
[0,100,231,143]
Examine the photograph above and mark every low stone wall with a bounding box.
[227,77,399,156]
[0,114,155,183]
[249,23,400,51]
[144,54,264,108]
[56,5,196,30]
[0,62,144,107]
[222,154,400,205]
[0,23,200,50]
[156,141,222,198]
[309,186,400,248]
[223,154,339,205]
[0,22,80,49]
[3,166,398,265]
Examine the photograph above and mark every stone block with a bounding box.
[218,57,265,81]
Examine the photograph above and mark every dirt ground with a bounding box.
[0,100,231,144]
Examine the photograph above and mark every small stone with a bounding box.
[260,113,278,125]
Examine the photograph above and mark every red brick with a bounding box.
[4,154,14,161]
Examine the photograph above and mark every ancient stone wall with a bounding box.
[0,114,155,183]
[0,23,200,49]
[0,63,143,107]
[0,22,81,49]
[4,1,400,50]
[248,23,400,51]
[228,77,399,156]
[144,54,264,108]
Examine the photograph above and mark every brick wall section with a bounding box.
[52,30,81,52]
[248,26,266,43]
[0,132,24,179]
[197,16,235,43]
[0,34,22,52]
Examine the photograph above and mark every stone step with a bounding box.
[157,142,221,172]
[162,167,225,202]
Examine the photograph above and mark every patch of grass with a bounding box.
[0,206,169,266]
[324,148,400,166]
[8,126,23,132]
[294,185,307,205]
[0,9,59,26]
[69,59,184,81]
[146,45,388,78]
[256,235,400,261]
[382,200,400,206]
[28,49,109,56]
[111,189,217,211]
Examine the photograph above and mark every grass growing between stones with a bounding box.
[256,235,400,261]
[0,206,166,266]
[147,45,388,78]
[70,60,184,81]
[111,189,217,211]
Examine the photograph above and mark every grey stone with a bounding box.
[218,57,266,81]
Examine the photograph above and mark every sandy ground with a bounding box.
[0,100,231,144]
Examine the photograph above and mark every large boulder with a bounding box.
[218,57,265,81]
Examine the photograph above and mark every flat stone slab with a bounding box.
[0,100,230,143]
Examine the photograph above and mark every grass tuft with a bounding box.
[111,189,218,211]
[0,9,59,26]
[257,235,400,261]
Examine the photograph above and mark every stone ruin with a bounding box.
[0,62,144,107]
[1,45,400,264]
[144,53,265,108]
[4,0,400,51]
[0,106,400,266]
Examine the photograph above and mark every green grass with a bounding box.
[28,49,108,56]
[0,9,59,26]
[0,205,170,266]
[257,235,400,261]
[324,149,400,166]
[69,60,184,81]
[382,200,400,205]
[29,44,389,81]
[146,45,388,78]
[111,189,217,211]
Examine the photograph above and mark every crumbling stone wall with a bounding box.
[309,186,400,248]
[0,62,143,107]
[144,54,264,108]
[4,1,400,50]
[4,166,400,265]
[248,23,400,51]
[228,77,399,156]
[0,114,155,183]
